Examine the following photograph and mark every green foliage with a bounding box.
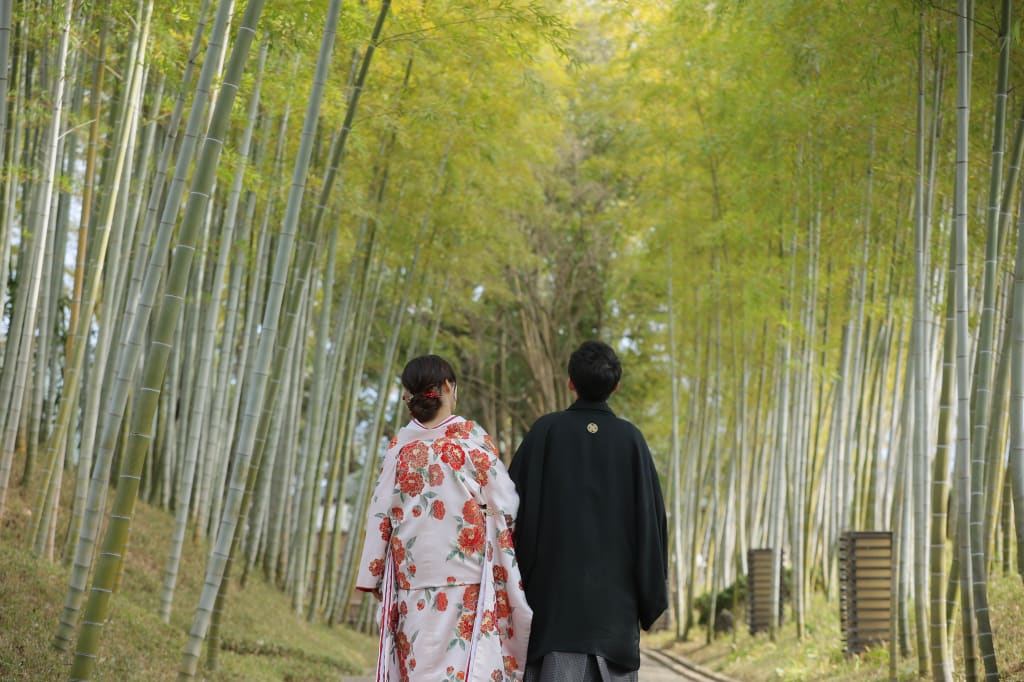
[692,568,794,628]
[694,574,748,626]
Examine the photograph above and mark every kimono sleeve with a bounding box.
[354,448,399,593]
[473,427,519,521]
[634,432,669,630]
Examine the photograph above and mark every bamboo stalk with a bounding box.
[69,0,266,675]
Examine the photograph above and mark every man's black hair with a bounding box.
[568,340,622,402]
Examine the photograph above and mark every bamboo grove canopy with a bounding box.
[0,0,1022,679]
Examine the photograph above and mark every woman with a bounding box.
[356,355,532,682]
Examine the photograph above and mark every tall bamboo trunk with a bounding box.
[293,236,338,617]
[177,2,348,675]
[0,0,73,521]
[0,0,15,320]
[158,40,266,625]
[982,273,1015,570]
[307,145,387,609]
[954,3,980,677]
[31,0,151,561]
[667,245,686,637]
[789,228,808,640]
[1008,97,1024,587]
[912,11,933,676]
[965,0,1002,677]
[63,18,111,559]
[68,0,265,676]
[706,278,722,643]
[931,226,957,681]
[51,0,227,652]
[0,0,10,171]
[202,108,283,541]
[770,248,790,641]
[303,223,342,621]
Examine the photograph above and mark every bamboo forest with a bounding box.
[3,0,1024,680]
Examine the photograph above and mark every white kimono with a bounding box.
[356,416,532,681]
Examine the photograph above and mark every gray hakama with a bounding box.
[523,651,638,682]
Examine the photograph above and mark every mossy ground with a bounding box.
[0,485,377,681]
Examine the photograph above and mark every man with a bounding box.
[509,340,668,682]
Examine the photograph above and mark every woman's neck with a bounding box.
[418,408,454,429]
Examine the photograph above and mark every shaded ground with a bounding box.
[339,652,691,681]
[0,486,377,681]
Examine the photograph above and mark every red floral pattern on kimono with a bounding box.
[357,416,532,681]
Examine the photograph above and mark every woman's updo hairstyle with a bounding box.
[401,354,456,423]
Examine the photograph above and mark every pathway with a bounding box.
[339,649,733,681]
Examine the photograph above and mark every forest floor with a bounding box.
[0,485,377,681]
[3,480,1023,680]
[646,572,1024,681]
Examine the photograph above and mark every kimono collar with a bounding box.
[412,414,460,430]
[567,399,615,415]
[392,415,465,452]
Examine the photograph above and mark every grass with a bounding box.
[0,485,377,681]
[4,478,1022,681]
[646,573,1024,681]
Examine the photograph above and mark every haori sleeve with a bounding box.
[354,448,399,593]
[634,430,669,630]
[507,428,530,500]
[507,420,545,584]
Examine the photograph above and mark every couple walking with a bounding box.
[356,341,668,682]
